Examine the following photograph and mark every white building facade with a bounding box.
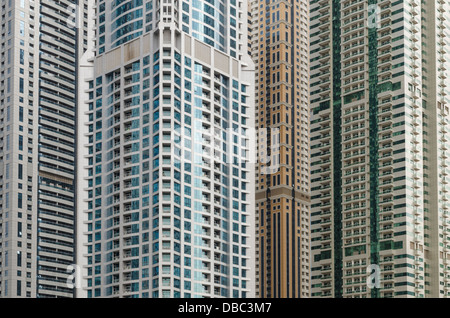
[80,0,255,298]
[0,0,89,298]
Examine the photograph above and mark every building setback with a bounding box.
[79,0,255,298]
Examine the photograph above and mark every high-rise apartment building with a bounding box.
[249,0,311,298]
[79,0,255,298]
[0,0,87,297]
[310,0,450,297]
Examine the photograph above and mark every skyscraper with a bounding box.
[249,0,311,298]
[0,0,87,297]
[310,0,450,297]
[79,0,255,298]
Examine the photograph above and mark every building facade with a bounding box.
[79,0,255,298]
[0,0,87,297]
[249,0,311,298]
[310,0,450,297]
